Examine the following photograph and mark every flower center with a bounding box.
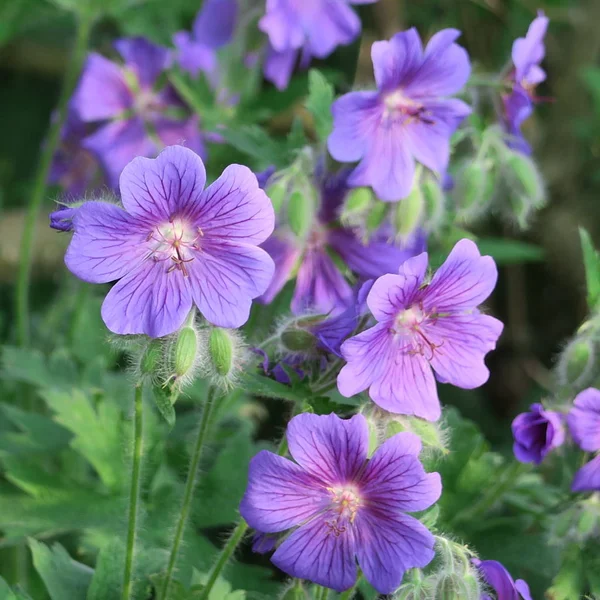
[329,486,361,522]
[148,217,203,277]
[383,90,434,124]
[391,305,442,360]
[135,89,162,121]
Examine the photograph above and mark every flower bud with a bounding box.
[287,189,314,240]
[421,175,446,233]
[278,581,309,600]
[431,572,480,600]
[266,179,289,213]
[556,331,596,390]
[280,329,318,353]
[395,185,424,238]
[393,572,430,600]
[366,200,389,233]
[209,327,234,377]
[456,160,494,222]
[201,327,247,390]
[140,339,163,376]
[386,415,448,455]
[505,152,545,228]
[342,187,374,221]
[173,326,198,379]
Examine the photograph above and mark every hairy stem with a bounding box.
[15,12,93,347]
[317,586,330,600]
[122,383,144,600]
[160,388,216,600]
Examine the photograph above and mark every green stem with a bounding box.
[466,75,507,89]
[15,12,93,347]
[122,383,144,600]
[316,586,330,600]
[338,576,361,600]
[160,388,217,600]
[199,520,249,600]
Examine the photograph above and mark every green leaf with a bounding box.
[152,386,175,427]
[29,539,93,600]
[40,389,125,490]
[0,577,33,600]
[579,228,600,311]
[192,570,246,600]
[87,537,167,600]
[1,346,56,388]
[218,126,285,169]
[546,545,585,600]
[305,70,334,141]
[239,372,306,403]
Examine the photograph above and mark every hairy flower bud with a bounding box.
[456,160,494,222]
[556,328,596,390]
[200,327,247,390]
[431,572,480,600]
[387,415,448,455]
[140,339,163,376]
[287,189,314,240]
[393,571,430,600]
[421,175,446,233]
[266,177,290,213]
[209,328,234,377]
[395,184,424,238]
[162,311,201,390]
[173,327,198,379]
[278,581,310,600]
[505,151,545,228]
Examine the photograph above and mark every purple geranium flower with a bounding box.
[240,413,441,594]
[568,388,600,492]
[72,38,205,189]
[337,239,503,421]
[260,0,378,90]
[472,559,533,600]
[63,145,274,337]
[512,403,564,465]
[501,12,549,154]
[328,28,471,201]
[259,169,425,316]
[173,0,237,79]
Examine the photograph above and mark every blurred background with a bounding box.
[1,0,599,597]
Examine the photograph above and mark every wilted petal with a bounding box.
[355,511,436,595]
[119,145,207,224]
[65,201,148,284]
[114,37,170,88]
[422,238,497,312]
[271,511,357,592]
[424,312,503,389]
[359,432,442,513]
[286,413,368,485]
[239,450,330,533]
[73,53,132,121]
[572,455,600,493]
[567,388,600,452]
[193,164,275,245]
[83,118,157,190]
[101,259,192,337]
[371,28,422,91]
[188,242,274,328]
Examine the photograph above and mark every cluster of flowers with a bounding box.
[48,2,556,596]
[512,388,600,492]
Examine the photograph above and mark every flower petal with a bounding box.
[567,388,600,452]
[304,0,360,58]
[173,32,218,77]
[83,118,157,191]
[359,432,442,512]
[512,13,549,84]
[371,28,423,91]
[114,37,170,88]
[572,455,600,493]
[258,234,302,304]
[355,511,436,595]
[101,259,192,337]
[239,450,330,533]
[271,511,357,592]
[328,91,381,163]
[424,312,503,389]
[366,253,429,320]
[188,242,274,328]
[515,579,534,600]
[291,249,353,316]
[72,53,132,122]
[194,164,275,245]
[405,28,471,97]
[193,0,238,49]
[473,559,521,600]
[154,115,206,160]
[422,238,498,312]
[286,413,368,485]
[65,201,148,284]
[119,145,207,223]
[263,45,298,90]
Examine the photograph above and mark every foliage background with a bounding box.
[1,0,600,598]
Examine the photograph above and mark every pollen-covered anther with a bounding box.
[329,486,361,522]
[150,217,203,275]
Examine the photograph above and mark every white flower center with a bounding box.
[383,90,433,124]
[148,217,203,276]
[329,486,361,522]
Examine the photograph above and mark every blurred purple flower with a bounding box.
[337,239,503,421]
[240,413,441,593]
[568,388,600,492]
[501,12,549,154]
[63,145,274,337]
[328,28,471,201]
[512,403,564,465]
[260,0,378,90]
[173,0,238,79]
[72,38,205,189]
[259,169,425,316]
[472,558,533,600]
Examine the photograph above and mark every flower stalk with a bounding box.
[15,11,93,347]
[122,383,145,600]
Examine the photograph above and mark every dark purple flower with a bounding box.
[173,0,237,79]
[73,38,205,189]
[328,28,471,201]
[568,388,600,492]
[511,403,564,465]
[473,559,533,600]
[63,145,274,337]
[501,12,549,154]
[259,169,424,315]
[48,105,104,197]
[337,239,503,421]
[260,0,378,90]
[240,413,441,593]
